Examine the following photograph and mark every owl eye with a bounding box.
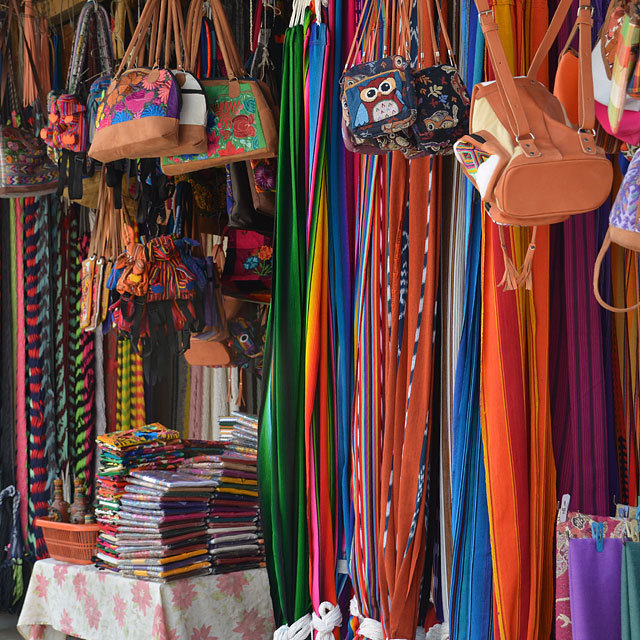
[361,86,379,102]
[378,77,396,95]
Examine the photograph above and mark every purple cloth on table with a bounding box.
[569,537,623,640]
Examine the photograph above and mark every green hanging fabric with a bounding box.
[258,24,311,630]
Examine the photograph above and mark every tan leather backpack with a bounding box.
[454,0,614,285]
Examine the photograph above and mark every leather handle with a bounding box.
[474,0,540,156]
[115,0,160,77]
[593,231,640,312]
[209,0,245,80]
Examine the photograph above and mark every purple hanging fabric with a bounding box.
[562,213,611,515]
[568,537,623,640]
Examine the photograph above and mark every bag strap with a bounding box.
[526,0,595,132]
[424,0,456,67]
[474,0,541,156]
[115,0,160,77]
[9,0,47,112]
[209,0,245,80]
[593,230,640,312]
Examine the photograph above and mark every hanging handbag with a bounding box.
[341,55,417,140]
[247,158,276,215]
[410,0,470,155]
[0,12,57,197]
[163,0,208,156]
[88,0,182,163]
[161,0,278,175]
[594,149,640,312]
[606,6,640,133]
[454,0,612,227]
[221,227,272,296]
[592,0,640,111]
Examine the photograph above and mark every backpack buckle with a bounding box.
[515,133,541,157]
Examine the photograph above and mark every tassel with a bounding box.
[516,227,538,290]
[38,17,51,97]
[22,0,38,107]
[497,226,520,291]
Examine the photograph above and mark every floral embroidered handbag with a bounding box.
[88,0,182,163]
[161,0,278,175]
[221,228,272,296]
[411,0,470,155]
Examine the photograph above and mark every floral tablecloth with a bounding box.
[17,559,275,640]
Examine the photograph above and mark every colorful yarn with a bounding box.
[53,202,71,481]
[24,198,47,558]
[14,199,28,539]
[36,197,57,501]
[73,232,96,498]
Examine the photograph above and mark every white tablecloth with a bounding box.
[17,559,275,640]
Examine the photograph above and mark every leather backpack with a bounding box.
[454,0,613,285]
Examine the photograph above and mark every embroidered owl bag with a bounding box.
[340,0,417,141]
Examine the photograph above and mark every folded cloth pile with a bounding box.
[94,424,184,572]
[114,469,216,582]
[218,412,258,456]
[182,421,264,574]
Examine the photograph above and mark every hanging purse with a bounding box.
[594,149,640,312]
[163,0,208,156]
[88,0,182,163]
[341,54,417,140]
[41,0,114,199]
[411,0,470,156]
[221,227,272,296]
[0,12,57,198]
[161,0,278,175]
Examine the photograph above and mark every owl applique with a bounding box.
[341,56,417,139]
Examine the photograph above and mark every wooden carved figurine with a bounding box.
[70,478,88,525]
[48,478,70,522]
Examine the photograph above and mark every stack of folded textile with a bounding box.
[115,469,215,582]
[94,424,184,572]
[218,413,258,456]
[182,425,264,573]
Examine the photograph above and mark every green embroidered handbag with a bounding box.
[160,0,277,175]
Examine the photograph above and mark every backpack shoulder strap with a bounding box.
[527,0,595,132]
[474,0,541,156]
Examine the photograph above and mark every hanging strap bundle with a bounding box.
[40,0,114,199]
[80,167,126,332]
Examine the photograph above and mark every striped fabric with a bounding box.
[378,155,441,640]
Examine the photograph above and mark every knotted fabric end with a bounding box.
[273,613,312,640]
[312,602,343,640]
[349,597,384,640]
